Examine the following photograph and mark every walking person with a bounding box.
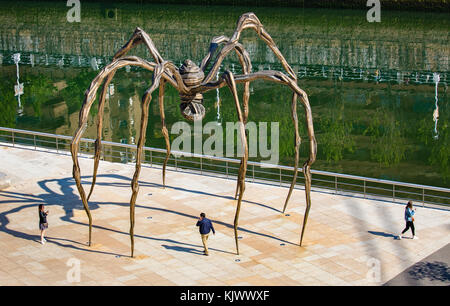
[196,213,215,256]
[38,204,49,244]
[399,201,418,240]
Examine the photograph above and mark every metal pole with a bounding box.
[364,180,366,198]
[279,169,282,187]
[34,135,36,150]
[226,161,228,178]
[422,189,425,207]
[56,138,59,153]
[393,184,395,202]
[253,164,255,183]
[335,176,338,194]
[200,156,203,174]
[12,131,15,147]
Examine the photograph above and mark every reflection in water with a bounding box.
[0,2,448,187]
[433,73,440,139]
[215,70,222,126]
[12,53,23,116]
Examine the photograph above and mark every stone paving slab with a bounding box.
[0,143,449,285]
[0,172,11,190]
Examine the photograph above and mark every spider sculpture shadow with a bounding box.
[70,12,317,257]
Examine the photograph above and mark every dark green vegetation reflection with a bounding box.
[0,2,448,187]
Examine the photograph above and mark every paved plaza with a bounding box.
[0,144,449,285]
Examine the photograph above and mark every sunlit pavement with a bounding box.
[1,143,449,286]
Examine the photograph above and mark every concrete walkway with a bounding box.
[0,143,449,285]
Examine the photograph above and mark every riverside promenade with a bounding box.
[0,143,449,286]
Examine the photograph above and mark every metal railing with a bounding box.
[0,126,449,207]
[2,50,447,86]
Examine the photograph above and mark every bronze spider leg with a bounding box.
[129,62,169,257]
[222,70,248,255]
[158,79,170,187]
[202,12,296,84]
[113,27,164,64]
[197,69,316,248]
[200,36,252,200]
[87,28,188,200]
[233,71,316,246]
[87,72,115,201]
[70,56,171,248]
[240,71,317,246]
[201,13,300,209]
[111,28,186,192]
[283,92,301,214]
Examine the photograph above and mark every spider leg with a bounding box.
[235,45,251,200]
[114,27,188,93]
[199,71,317,247]
[87,71,116,201]
[296,92,316,246]
[200,36,252,200]
[200,36,252,122]
[71,56,162,248]
[199,13,297,202]
[129,62,168,258]
[87,59,182,202]
[202,12,296,85]
[113,27,164,64]
[158,79,170,188]
[87,28,187,200]
[223,70,248,255]
[282,92,301,213]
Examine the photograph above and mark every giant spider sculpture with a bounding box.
[70,12,317,257]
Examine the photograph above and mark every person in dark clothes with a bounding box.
[38,204,49,244]
[399,201,418,240]
[196,213,215,256]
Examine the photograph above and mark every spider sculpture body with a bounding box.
[70,12,317,257]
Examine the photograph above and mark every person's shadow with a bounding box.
[162,245,205,255]
[368,231,398,239]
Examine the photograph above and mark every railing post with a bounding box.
[253,164,255,183]
[279,169,282,187]
[393,184,395,202]
[34,135,36,150]
[150,150,153,167]
[422,188,425,207]
[364,180,366,198]
[175,155,177,171]
[56,138,59,153]
[226,161,228,178]
[335,176,338,194]
[12,131,15,147]
[200,156,203,174]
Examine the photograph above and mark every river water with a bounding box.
[0,2,448,188]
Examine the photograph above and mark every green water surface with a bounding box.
[0,2,448,188]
